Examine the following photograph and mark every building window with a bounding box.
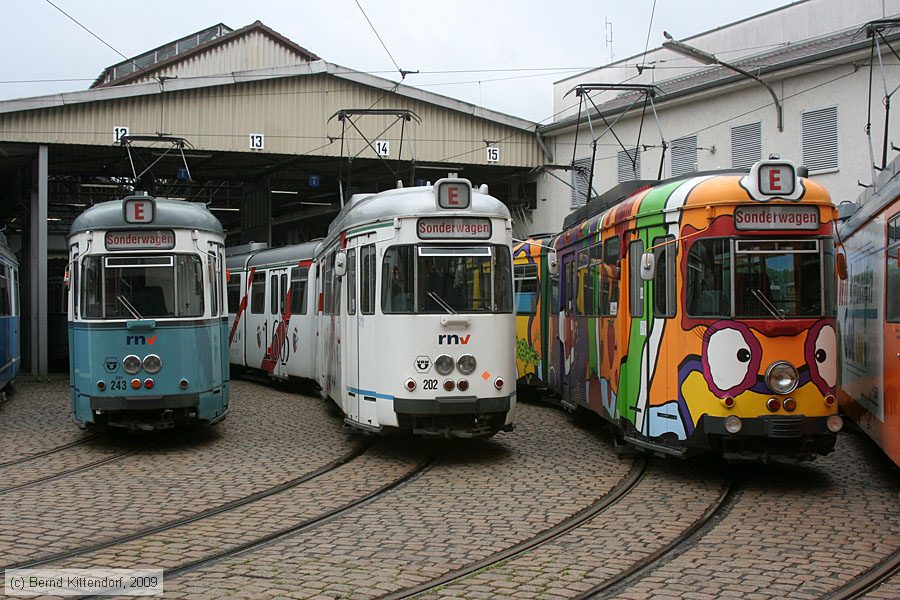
[671,135,698,176]
[802,106,839,173]
[731,122,762,169]
[571,157,592,208]
[617,148,641,183]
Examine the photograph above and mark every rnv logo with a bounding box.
[438,334,470,345]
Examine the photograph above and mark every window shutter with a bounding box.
[802,106,839,173]
[671,135,698,176]
[571,157,592,208]
[617,148,641,183]
[731,122,762,169]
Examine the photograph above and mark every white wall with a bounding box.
[553,0,900,121]
[528,49,900,235]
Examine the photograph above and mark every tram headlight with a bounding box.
[456,354,477,375]
[123,355,142,375]
[724,415,743,434]
[765,361,798,395]
[435,354,454,376]
[143,354,162,374]
[827,415,844,433]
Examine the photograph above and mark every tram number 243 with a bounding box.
[109,379,128,391]
[423,379,438,390]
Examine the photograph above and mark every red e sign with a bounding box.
[437,181,471,209]
[758,164,795,196]
[124,197,155,223]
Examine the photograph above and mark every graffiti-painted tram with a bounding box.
[67,196,230,430]
[838,155,900,467]
[317,179,516,437]
[517,160,842,460]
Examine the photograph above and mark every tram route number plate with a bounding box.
[415,356,431,373]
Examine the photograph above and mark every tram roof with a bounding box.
[838,153,900,239]
[323,182,510,246]
[245,240,322,268]
[69,197,224,236]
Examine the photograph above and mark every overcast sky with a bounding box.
[3,0,798,123]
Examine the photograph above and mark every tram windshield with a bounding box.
[686,238,835,318]
[79,254,204,319]
[382,245,513,314]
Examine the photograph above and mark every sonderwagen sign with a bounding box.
[417,218,492,239]
[734,205,819,230]
[105,230,176,250]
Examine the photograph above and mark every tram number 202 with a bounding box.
[423,379,438,390]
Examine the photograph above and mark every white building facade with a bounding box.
[530,0,900,234]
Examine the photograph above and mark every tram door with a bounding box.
[245,271,268,369]
[269,268,289,377]
[343,246,360,422]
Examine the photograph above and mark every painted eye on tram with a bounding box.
[702,321,762,398]
[807,321,837,392]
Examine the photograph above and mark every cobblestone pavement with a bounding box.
[0,378,357,567]
[1,378,898,600]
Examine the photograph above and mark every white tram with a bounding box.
[227,179,517,437]
[317,179,517,437]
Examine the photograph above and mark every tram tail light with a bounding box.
[143,379,155,389]
[457,379,469,392]
[180,378,189,389]
[494,377,504,390]
[766,398,780,413]
[443,380,455,392]
[824,395,836,406]
[130,379,142,390]
[96,380,106,391]
[782,397,797,412]
[721,396,735,409]
[404,378,416,392]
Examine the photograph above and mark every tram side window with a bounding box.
[347,249,356,315]
[589,242,602,316]
[250,272,266,314]
[207,252,219,317]
[653,236,676,318]
[600,237,620,316]
[823,239,836,316]
[227,281,241,313]
[360,245,376,315]
[176,255,204,317]
[323,255,333,316]
[550,274,560,313]
[80,256,102,318]
[382,246,415,314]
[686,238,731,317]
[12,267,19,316]
[493,246,513,313]
[270,274,279,315]
[887,216,900,322]
[514,263,539,314]
[0,265,9,316]
[576,248,589,316]
[629,240,644,318]
[70,245,79,317]
[289,267,308,315]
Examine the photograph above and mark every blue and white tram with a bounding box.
[317,179,517,437]
[226,241,319,381]
[67,196,230,430]
[0,232,20,395]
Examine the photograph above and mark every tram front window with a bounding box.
[686,238,827,318]
[80,254,205,319]
[381,245,513,314]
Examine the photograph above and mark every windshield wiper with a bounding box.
[427,291,457,315]
[117,295,144,320]
[751,289,784,320]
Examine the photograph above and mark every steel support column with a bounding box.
[29,145,48,377]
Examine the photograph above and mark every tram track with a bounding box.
[6,439,373,570]
[0,433,103,469]
[0,433,178,496]
[377,456,651,600]
[575,470,739,599]
[823,548,900,600]
[77,449,440,599]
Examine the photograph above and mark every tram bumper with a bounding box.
[695,415,838,462]
[394,395,513,438]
